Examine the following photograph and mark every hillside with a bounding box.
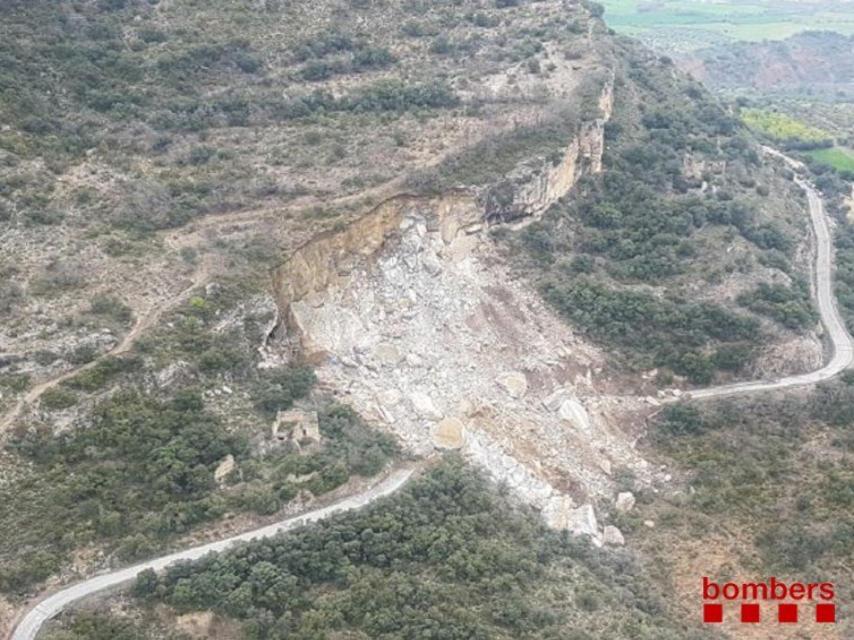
[681,31,854,96]
[44,458,716,640]
[0,0,838,638]
[597,0,854,54]
[45,376,854,639]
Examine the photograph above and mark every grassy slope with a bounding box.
[807,147,854,172]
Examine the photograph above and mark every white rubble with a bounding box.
[558,398,591,433]
[616,491,636,513]
[603,525,625,546]
[282,205,651,528]
[496,372,528,399]
[409,391,443,420]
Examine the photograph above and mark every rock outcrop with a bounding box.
[491,81,614,225]
[603,525,625,546]
[272,79,616,333]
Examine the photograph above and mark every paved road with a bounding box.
[9,151,854,640]
[9,468,415,640]
[688,151,854,400]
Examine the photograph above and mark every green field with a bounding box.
[807,146,854,172]
[599,0,854,52]
[741,108,833,145]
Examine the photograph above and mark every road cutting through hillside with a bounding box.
[688,150,854,400]
[9,467,416,640]
[8,149,853,640]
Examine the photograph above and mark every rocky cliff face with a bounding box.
[486,81,614,225]
[269,79,650,542]
[273,192,479,331]
[274,79,615,319]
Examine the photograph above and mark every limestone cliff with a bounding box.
[488,80,614,225]
[274,79,615,322]
[267,77,647,540]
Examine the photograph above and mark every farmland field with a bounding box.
[741,108,833,145]
[599,0,854,52]
[807,146,854,172]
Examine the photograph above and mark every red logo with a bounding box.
[702,577,836,624]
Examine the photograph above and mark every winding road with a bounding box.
[10,468,415,640]
[689,150,854,399]
[8,149,854,639]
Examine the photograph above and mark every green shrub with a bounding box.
[40,387,77,410]
[658,404,707,436]
[0,373,30,392]
[23,209,64,226]
[0,550,62,593]
[90,294,133,324]
[737,281,815,331]
[251,367,316,415]
[64,356,140,392]
[66,343,98,365]
[0,282,23,314]
[811,382,854,426]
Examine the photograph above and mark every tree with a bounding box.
[132,568,159,598]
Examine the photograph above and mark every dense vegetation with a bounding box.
[46,459,717,640]
[736,280,816,331]
[634,379,854,584]
[836,222,854,331]
[0,384,396,596]
[511,41,801,383]
[1,389,246,593]
[0,282,399,596]
[542,280,758,383]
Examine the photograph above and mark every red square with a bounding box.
[741,603,760,623]
[816,603,836,623]
[778,603,798,623]
[703,603,723,623]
